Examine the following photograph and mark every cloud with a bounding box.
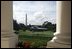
[13,1,56,25]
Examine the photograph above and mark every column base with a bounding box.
[1,33,18,48]
[46,40,71,48]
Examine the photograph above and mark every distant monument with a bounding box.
[25,13,27,26]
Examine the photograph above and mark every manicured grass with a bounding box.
[18,30,54,36]
[17,30,54,48]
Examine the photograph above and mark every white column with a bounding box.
[46,1,71,48]
[1,1,18,48]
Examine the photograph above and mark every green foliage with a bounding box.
[14,31,19,34]
[13,19,28,32]
[17,30,54,48]
[19,23,27,31]
[13,19,56,32]
[42,21,56,32]
[18,41,23,47]
[13,20,20,31]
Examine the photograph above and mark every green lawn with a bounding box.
[17,30,54,48]
[19,30,54,36]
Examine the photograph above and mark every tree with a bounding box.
[27,24,32,30]
[52,24,56,32]
[19,23,27,31]
[42,21,48,27]
[42,21,56,31]
[13,20,20,31]
[42,21,52,28]
[28,24,32,27]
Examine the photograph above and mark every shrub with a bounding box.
[18,41,23,47]
[23,41,31,48]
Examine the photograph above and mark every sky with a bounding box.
[13,1,56,25]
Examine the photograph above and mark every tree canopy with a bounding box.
[42,21,56,32]
[13,20,56,32]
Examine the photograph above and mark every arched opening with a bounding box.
[13,1,56,48]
